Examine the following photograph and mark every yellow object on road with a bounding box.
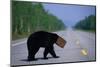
[75,40,88,56]
[81,49,88,56]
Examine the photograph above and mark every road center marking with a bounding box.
[76,40,80,45]
[81,49,88,56]
[76,40,88,56]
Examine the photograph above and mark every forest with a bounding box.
[74,15,96,32]
[12,1,66,40]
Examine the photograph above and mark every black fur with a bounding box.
[27,31,59,61]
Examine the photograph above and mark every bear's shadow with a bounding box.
[20,57,57,62]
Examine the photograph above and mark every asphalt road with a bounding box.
[11,29,96,66]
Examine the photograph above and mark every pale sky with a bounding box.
[43,3,96,27]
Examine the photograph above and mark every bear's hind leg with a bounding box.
[43,48,49,59]
[28,47,40,61]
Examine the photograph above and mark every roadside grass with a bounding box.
[12,34,29,41]
[74,29,96,33]
[11,29,67,41]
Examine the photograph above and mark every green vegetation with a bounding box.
[12,1,66,40]
[74,15,96,32]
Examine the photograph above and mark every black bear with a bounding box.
[27,31,59,61]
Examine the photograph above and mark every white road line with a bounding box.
[11,41,26,47]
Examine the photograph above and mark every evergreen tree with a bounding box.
[12,1,66,40]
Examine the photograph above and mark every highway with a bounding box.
[11,29,96,66]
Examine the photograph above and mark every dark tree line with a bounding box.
[74,15,96,31]
[12,1,66,40]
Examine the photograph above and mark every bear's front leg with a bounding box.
[47,45,59,58]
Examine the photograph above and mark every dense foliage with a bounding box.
[74,15,96,31]
[12,1,66,40]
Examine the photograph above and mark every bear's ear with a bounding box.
[56,36,66,48]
